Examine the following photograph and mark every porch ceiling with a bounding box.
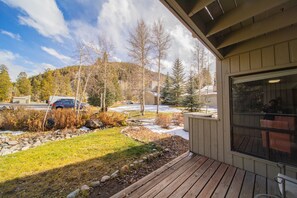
[160,0,297,59]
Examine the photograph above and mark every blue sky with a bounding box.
[0,0,214,81]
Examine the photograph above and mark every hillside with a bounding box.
[28,62,166,102]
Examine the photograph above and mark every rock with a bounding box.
[133,160,138,164]
[33,141,42,147]
[45,118,55,130]
[85,119,103,129]
[81,184,90,191]
[129,164,134,168]
[101,175,110,182]
[111,170,119,178]
[66,189,80,198]
[142,157,148,161]
[138,160,144,163]
[65,134,71,139]
[0,149,12,156]
[7,141,18,146]
[120,165,129,172]
[21,146,30,151]
[90,181,100,187]
[164,148,170,152]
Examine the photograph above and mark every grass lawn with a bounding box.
[0,127,155,197]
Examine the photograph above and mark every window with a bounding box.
[231,69,297,166]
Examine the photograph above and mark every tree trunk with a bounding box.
[141,60,145,116]
[102,54,107,112]
[156,57,161,114]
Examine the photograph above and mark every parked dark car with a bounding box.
[51,99,85,110]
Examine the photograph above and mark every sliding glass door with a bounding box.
[231,68,297,166]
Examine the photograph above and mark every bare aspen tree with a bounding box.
[87,37,113,112]
[74,43,87,114]
[128,19,151,116]
[151,20,170,114]
[193,41,207,101]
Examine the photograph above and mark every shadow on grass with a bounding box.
[0,143,156,198]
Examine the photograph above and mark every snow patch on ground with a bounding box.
[140,119,189,140]
[110,104,182,113]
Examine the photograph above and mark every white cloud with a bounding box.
[41,46,72,63]
[0,29,21,41]
[96,0,213,75]
[0,49,58,80]
[2,0,69,42]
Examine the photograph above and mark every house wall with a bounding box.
[189,38,297,179]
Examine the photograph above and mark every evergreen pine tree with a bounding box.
[161,72,172,104]
[31,76,42,101]
[183,72,201,112]
[16,72,31,96]
[0,64,12,101]
[40,69,54,101]
[171,58,185,106]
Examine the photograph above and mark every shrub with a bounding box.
[0,108,45,131]
[50,109,79,129]
[155,113,172,129]
[92,112,127,127]
[172,113,184,126]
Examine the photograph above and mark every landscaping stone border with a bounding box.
[0,127,93,156]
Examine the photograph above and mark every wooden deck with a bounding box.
[111,152,281,198]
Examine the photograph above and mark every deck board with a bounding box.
[183,161,221,197]
[225,169,245,198]
[168,159,214,198]
[139,155,201,198]
[212,166,237,198]
[154,156,208,198]
[240,171,255,198]
[111,153,279,198]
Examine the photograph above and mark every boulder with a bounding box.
[45,118,55,130]
[85,119,103,129]
[81,185,90,191]
[90,181,100,187]
[66,189,80,198]
[7,141,18,146]
[120,165,129,172]
[101,175,110,182]
[0,148,12,156]
[111,170,119,178]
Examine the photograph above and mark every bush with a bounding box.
[155,113,172,129]
[50,109,80,129]
[0,108,45,131]
[91,112,127,127]
[172,113,184,126]
[0,107,127,132]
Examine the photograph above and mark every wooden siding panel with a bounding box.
[210,121,218,160]
[240,53,250,71]
[233,155,243,169]
[243,158,254,173]
[262,46,275,67]
[230,55,240,73]
[204,120,211,157]
[189,118,193,152]
[198,119,204,155]
[255,161,267,177]
[275,42,290,65]
[250,49,262,69]
[216,59,224,162]
[289,39,297,63]
[267,164,279,179]
[193,119,199,154]
[222,58,232,165]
